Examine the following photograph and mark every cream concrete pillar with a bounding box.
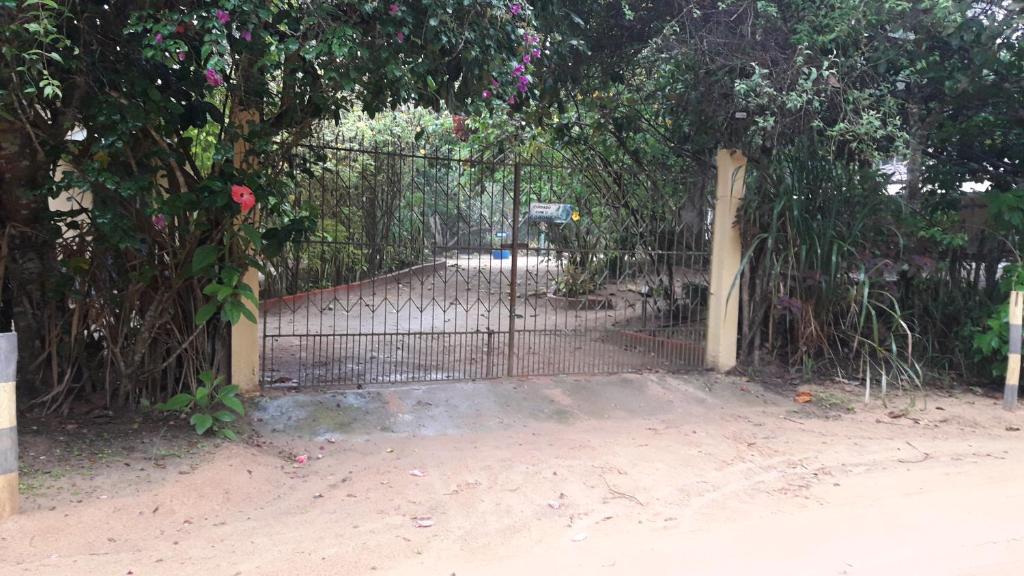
[230,109,261,396]
[230,268,260,395]
[705,149,748,372]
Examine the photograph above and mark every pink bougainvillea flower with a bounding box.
[216,9,230,24]
[507,95,517,105]
[396,31,405,43]
[152,214,167,230]
[155,33,164,44]
[240,29,252,42]
[295,454,309,465]
[231,184,256,214]
[517,75,530,93]
[491,78,499,88]
[510,2,522,16]
[513,64,525,76]
[531,48,541,58]
[482,89,492,99]
[205,68,224,87]
[522,53,532,64]
[524,32,538,45]
[177,51,187,62]
[389,3,400,15]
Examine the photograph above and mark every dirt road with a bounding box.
[2,373,1022,575]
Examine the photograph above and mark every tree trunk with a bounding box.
[0,119,59,400]
[905,133,924,205]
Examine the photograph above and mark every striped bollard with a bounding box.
[0,332,16,519]
[1005,291,1024,411]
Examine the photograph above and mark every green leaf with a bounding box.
[213,410,237,422]
[236,283,259,306]
[240,304,257,324]
[240,223,262,245]
[191,245,220,276]
[198,370,216,387]
[219,428,239,441]
[195,386,211,408]
[190,413,214,435]
[220,266,242,288]
[222,300,243,325]
[219,384,240,397]
[202,282,233,301]
[156,393,192,412]
[195,302,219,325]
[221,395,245,416]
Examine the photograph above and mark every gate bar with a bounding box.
[507,160,522,376]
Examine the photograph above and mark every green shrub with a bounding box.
[156,371,245,440]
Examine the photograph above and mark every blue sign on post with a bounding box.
[494,231,509,239]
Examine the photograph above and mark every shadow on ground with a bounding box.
[252,371,732,439]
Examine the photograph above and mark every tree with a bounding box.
[0,0,541,409]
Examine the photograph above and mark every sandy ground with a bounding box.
[2,373,1024,575]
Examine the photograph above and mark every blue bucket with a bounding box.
[491,249,511,260]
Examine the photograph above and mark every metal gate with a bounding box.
[260,136,710,388]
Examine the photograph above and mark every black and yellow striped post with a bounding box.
[0,331,16,519]
[1005,291,1024,411]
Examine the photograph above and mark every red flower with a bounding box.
[231,184,256,214]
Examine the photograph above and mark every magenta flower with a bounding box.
[482,89,492,99]
[155,33,164,44]
[205,68,224,87]
[177,51,187,62]
[216,9,230,24]
[523,53,532,64]
[396,31,405,43]
[513,64,525,76]
[510,2,522,16]
[389,3,400,15]
[152,214,167,230]
[241,29,252,42]
[507,95,518,105]
[491,78,499,88]
[517,75,530,93]
[531,48,541,58]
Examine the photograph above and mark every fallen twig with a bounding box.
[898,441,930,464]
[602,476,644,506]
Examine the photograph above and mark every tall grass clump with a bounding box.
[739,147,923,394]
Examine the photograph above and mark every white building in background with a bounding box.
[879,158,992,196]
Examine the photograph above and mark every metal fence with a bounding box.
[260,136,711,388]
